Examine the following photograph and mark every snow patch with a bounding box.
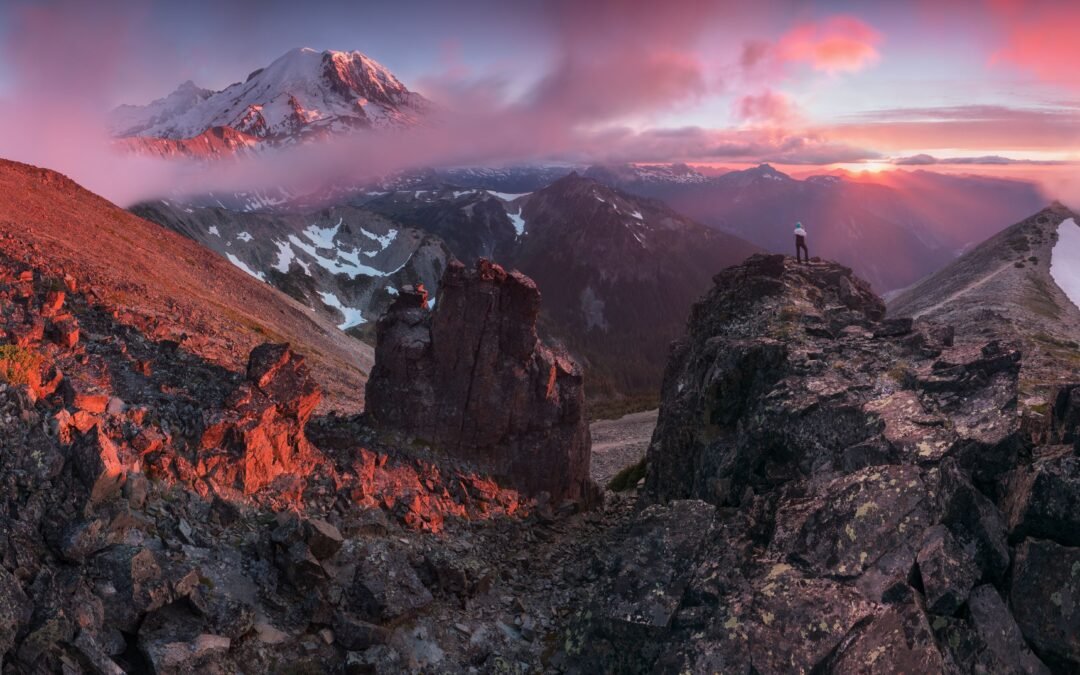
[288,234,386,278]
[302,218,341,249]
[272,240,295,273]
[386,287,399,296]
[208,226,220,237]
[484,190,530,201]
[508,210,526,237]
[1050,218,1080,311]
[225,254,266,282]
[629,210,643,220]
[359,227,398,256]
[318,291,366,329]
[236,231,253,242]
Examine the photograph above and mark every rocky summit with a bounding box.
[367,258,597,507]
[557,253,1080,673]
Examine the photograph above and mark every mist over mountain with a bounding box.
[584,163,1050,292]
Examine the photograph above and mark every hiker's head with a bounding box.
[796,221,803,229]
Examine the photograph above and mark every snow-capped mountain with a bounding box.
[109,80,214,137]
[110,47,429,147]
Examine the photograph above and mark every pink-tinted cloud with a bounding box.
[775,16,882,74]
[990,0,1080,88]
[523,0,729,122]
[824,104,1080,151]
[735,89,802,126]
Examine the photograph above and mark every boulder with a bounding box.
[366,259,595,505]
[1010,538,1080,668]
[141,633,231,674]
[914,525,979,616]
[89,546,173,633]
[72,426,127,506]
[333,612,391,651]
[303,518,344,560]
[1048,384,1080,446]
[346,542,433,623]
[0,567,30,660]
[829,596,946,674]
[1003,448,1080,546]
[198,343,322,494]
[967,585,1050,674]
[937,459,1010,582]
[771,465,931,579]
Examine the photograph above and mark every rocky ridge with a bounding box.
[890,203,1080,414]
[557,253,1080,673]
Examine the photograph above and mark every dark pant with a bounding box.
[796,235,808,263]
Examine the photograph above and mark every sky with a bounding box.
[0,0,1078,203]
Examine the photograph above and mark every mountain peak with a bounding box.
[110,46,428,147]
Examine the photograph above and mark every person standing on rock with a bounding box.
[794,222,809,264]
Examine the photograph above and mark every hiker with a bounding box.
[794,221,809,264]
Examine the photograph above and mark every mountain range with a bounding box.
[136,174,761,403]
[584,162,1049,293]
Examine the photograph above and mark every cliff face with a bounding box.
[366,259,597,506]
[558,253,1080,673]
[645,253,888,504]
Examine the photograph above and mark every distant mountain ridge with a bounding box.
[585,163,1049,292]
[110,47,429,153]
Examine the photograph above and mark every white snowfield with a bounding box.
[110,47,427,139]
[1050,217,1080,311]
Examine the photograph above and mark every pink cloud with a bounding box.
[823,104,1080,151]
[990,0,1080,88]
[775,16,882,74]
[735,89,802,126]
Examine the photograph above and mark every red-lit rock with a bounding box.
[367,259,596,506]
[198,343,323,494]
[48,314,79,349]
[41,290,65,317]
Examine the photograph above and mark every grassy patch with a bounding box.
[607,458,647,492]
[1024,276,1062,320]
[0,345,40,386]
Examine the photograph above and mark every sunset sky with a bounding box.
[0,0,1077,201]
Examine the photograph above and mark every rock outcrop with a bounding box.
[367,259,597,506]
[198,343,322,494]
[558,254,1080,673]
